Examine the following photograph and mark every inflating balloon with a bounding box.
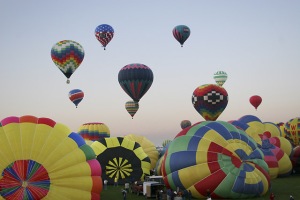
[69,89,84,108]
[0,115,102,199]
[291,146,300,174]
[161,121,270,199]
[213,71,228,86]
[78,122,110,141]
[51,40,85,84]
[192,84,228,121]
[95,24,114,50]
[125,100,139,119]
[91,137,151,185]
[249,95,262,110]
[124,134,159,169]
[284,117,300,146]
[180,120,191,129]
[118,63,154,102]
[172,25,190,47]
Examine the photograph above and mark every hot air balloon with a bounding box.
[213,71,228,86]
[291,146,300,174]
[124,134,159,169]
[161,121,270,199]
[192,84,228,121]
[91,137,151,185]
[0,115,102,199]
[180,120,191,129]
[284,117,300,146]
[69,89,84,108]
[78,122,110,141]
[51,40,85,84]
[95,24,114,50]
[118,63,154,102]
[125,100,139,119]
[172,25,190,47]
[249,95,262,110]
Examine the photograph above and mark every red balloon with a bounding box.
[249,95,262,110]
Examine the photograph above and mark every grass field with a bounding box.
[100,174,300,200]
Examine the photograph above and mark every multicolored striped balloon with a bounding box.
[172,25,191,47]
[95,24,114,50]
[78,122,110,141]
[0,115,102,199]
[125,100,139,118]
[118,63,154,102]
[69,89,84,108]
[213,71,228,86]
[192,84,228,121]
[161,121,270,199]
[51,40,85,84]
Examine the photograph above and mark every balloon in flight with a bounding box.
[125,100,139,119]
[192,84,228,121]
[51,40,85,84]
[213,71,228,86]
[172,25,191,47]
[68,89,84,108]
[95,24,114,50]
[249,95,262,110]
[118,63,154,102]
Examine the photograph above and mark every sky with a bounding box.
[1,1,300,146]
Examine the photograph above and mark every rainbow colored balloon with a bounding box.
[161,121,270,199]
[78,122,110,141]
[0,115,102,199]
[192,84,228,121]
[51,40,85,84]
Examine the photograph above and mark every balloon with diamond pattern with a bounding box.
[192,84,228,121]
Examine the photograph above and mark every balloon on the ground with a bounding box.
[291,146,300,174]
[172,25,191,47]
[91,137,151,184]
[237,115,293,178]
[78,122,110,141]
[118,63,154,102]
[95,24,114,50]
[192,84,228,121]
[180,120,191,129]
[161,121,270,199]
[124,134,159,169]
[284,117,300,146]
[51,40,85,84]
[125,100,139,119]
[249,95,262,110]
[0,115,102,199]
[213,71,228,86]
[69,89,84,108]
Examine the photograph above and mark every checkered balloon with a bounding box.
[192,84,228,121]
